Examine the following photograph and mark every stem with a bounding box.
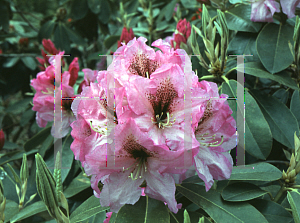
[223,66,237,77]
[267,192,274,200]
[221,75,230,84]
[14,6,38,32]
[273,185,287,203]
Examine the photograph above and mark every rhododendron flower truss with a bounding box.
[84,119,186,214]
[250,0,280,22]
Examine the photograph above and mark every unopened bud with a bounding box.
[288,169,296,179]
[290,176,297,184]
[282,170,288,180]
[295,161,300,174]
[0,130,4,151]
[294,132,300,162]
[290,153,296,170]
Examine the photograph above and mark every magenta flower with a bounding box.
[250,0,280,22]
[84,118,186,213]
[117,27,135,48]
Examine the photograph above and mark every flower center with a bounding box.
[197,133,224,147]
[151,112,176,129]
[89,120,109,135]
[123,157,148,180]
[128,53,160,78]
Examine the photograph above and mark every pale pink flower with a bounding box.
[77,68,98,94]
[280,0,300,18]
[84,118,186,213]
[192,81,237,191]
[250,0,280,22]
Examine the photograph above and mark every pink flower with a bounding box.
[280,0,300,19]
[77,68,98,94]
[118,27,135,48]
[192,81,237,191]
[84,118,186,213]
[250,0,280,22]
[31,64,75,138]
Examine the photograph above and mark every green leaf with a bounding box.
[98,0,111,24]
[3,57,20,68]
[229,162,282,181]
[54,22,70,52]
[291,90,300,128]
[6,163,21,184]
[3,141,19,150]
[87,0,101,14]
[251,89,299,148]
[225,4,262,33]
[62,24,86,46]
[181,0,198,9]
[115,196,170,223]
[244,62,299,90]
[64,173,91,198]
[170,209,211,223]
[249,199,293,223]
[70,195,109,223]
[71,0,88,20]
[20,109,35,127]
[272,89,289,104]
[165,0,177,21]
[245,90,272,160]
[176,183,268,223]
[227,32,259,62]
[6,97,32,114]
[221,182,268,201]
[39,134,54,158]
[10,201,47,223]
[21,57,37,70]
[24,126,51,152]
[0,150,38,166]
[104,35,120,49]
[0,3,10,32]
[256,23,294,74]
[287,191,300,223]
[38,20,56,41]
[4,200,19,223]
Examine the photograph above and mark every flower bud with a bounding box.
[290,153,296,170]
[68,57,79,87]
[288,169,296,179]
[0,129,4,151]
[117,27,135,48]
[294,132,300,163]
[296,161,300,174]
[42,39,59,55]
[282,169,288,180]
[172,19,191,50]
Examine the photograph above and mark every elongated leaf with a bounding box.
[63,173,91,198]
[24,126,51,151]
[291,90,300,128]
[249,199,293,223]
[229,162,282,181]
[176,183,268,223]
[114,196,169,223]
[245,90,272,159]
[287,191,300,223]
[225,4,262,33]
[45,135,74,183]
[221,182,268,201]
[4,200,19,223]
[10,201,47,223]
[184,210,191,223]
[244,62,299,90]
[98,0,110,24]
[165,0,177,21]
[54,22,70,52]
[71,0,88,20]
[70,195,109,223]
[170,209,211,223]
[251,89,299,148]
[38,20,56,41]
[3,57,19,68]
[256,23,294,74]
[21,57,37,70]
[87,0,101,14]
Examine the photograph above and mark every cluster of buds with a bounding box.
[19,38,29,49]
[191,5,229,78]
[0,179,5,223]
[171,19,191,50]
[36,153,70,223]
[282,132,300,185]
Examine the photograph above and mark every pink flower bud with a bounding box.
[42,39,59,55]
[68,57,79,86]
[172,19,191,49]
[0,129,5,151]
[117,27,135,48]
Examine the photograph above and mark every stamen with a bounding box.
[89,121,108,135]
[146,71,149,79]
[208,135,224,147]
[124,158,147,180]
